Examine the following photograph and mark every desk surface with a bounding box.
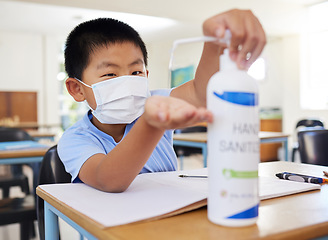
[0,148,48,159]
[38,161,328,240]
[173,131,289,143]
[0,122,60,129]
[27,130,56,138]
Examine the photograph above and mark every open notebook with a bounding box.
[38,168,321,228]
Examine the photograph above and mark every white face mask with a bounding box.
[76,75,151,124]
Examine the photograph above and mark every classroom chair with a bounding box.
[295,119,324,129]
[37,145,71,240]
[0,127,34,198]
[291,118,324,162]
[298,129,328,166]
[174,126,207,169]
[0,127,40,239]
[0,192,36,240]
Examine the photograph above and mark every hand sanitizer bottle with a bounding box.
[207,48,260,227]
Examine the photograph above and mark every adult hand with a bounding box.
[203,9,266,69]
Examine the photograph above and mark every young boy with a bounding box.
[58,9,266,193]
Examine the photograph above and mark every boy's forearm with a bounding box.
[170,43,222,108]
[83,94,212,193]
[95,115,165,192]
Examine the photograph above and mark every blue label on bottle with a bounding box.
[213,91,258,106]
[227,204,259,219]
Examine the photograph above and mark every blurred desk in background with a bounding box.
[27,130,56,141]
[173,131,289,167]
[0,141,50,191]
[0,141,49,164]
[260,108,283,162]
[0,122,60,131]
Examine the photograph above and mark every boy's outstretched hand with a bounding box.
[144,95,213,130]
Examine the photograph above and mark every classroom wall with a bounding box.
[0,31,44,123]
[281,35,328,137]
[257,37,284,109]
[0,31,61,126]
[43,35,62,126]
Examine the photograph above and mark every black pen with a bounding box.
[178,174,208,178]
[276,172,327,184]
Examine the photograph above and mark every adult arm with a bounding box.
[171,9,266,107]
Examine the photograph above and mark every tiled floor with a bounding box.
[0,154,204,240]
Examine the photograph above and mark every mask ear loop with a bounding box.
[73,78,95,111]
[74,77,92,88]
[168,30,231,87]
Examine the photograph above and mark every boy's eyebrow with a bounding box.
[128,59,144,67]
[96,61,118,70]
[96,59,144,70]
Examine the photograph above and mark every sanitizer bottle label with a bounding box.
[207,88,260,227]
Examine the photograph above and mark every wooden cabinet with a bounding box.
[260,119,282,162]
[0,91,37,126]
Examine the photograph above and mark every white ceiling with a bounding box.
[0,0,326,42]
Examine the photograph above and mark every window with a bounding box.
[300,2,328,110]
[248,57,266,81]
[57,43,88,130]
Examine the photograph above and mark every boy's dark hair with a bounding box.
[64,18,148,80]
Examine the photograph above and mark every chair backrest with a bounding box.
[174,126,207,159]
[38,145,71,185]
[298,129,328,166]
[175,126,207,134]
[37,145,71,240]
[0,127,34,142]
[295,119,324,129]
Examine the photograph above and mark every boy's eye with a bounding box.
[132,71,143,75]
[102,73,116,77]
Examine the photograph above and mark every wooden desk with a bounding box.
[27,130,56,141]
[173,131,290,167]
[37,161,328,240]
[0,143,50,192]
[0,148,48,164]
[0,122,60,130]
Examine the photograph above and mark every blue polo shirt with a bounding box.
[57,89,177,183]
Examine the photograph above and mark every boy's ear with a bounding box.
[146,70,149,77]
[65,78,86,102]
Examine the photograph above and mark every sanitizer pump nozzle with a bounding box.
[168,30,231,85]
